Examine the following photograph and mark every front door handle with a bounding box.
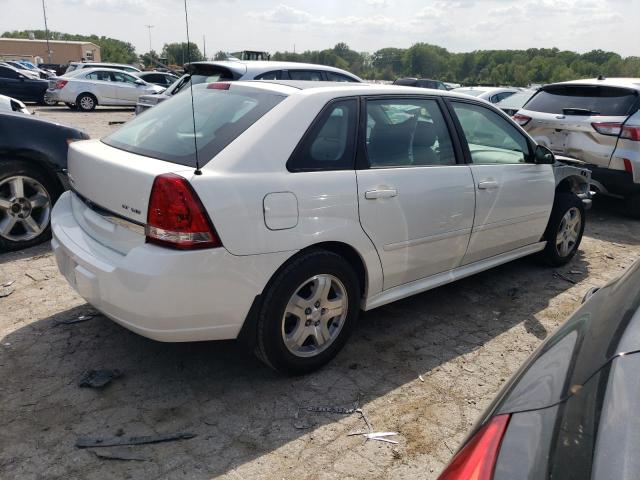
[477,180,499,190]
[365,188,398,200]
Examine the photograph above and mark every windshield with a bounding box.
[103,84,285,167]
[497,91,535,109]
[524,85,638,116]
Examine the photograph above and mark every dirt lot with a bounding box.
[1,106,639,480]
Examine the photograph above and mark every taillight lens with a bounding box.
[146,173,221,250]
[55,79,68,90]
[512,114,531,126]
[621,125,640,141]
[623,159,633,174]
[592,121,622,136]
[438,414,510,480]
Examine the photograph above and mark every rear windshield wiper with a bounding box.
[562,108,600,116]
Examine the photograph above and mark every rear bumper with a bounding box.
[51,191,292,342]
[587,165,640,198]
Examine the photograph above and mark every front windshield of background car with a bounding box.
[103,84,285,167]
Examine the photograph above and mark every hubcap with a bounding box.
[0,176,51,242]
[281,274,348,358]
[80,96,94,109]
[556,207,581,257]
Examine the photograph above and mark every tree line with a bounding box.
[3,30,639,86]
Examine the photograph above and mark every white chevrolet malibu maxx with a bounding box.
[51,81,591,374]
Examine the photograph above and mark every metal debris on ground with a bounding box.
[419,374,425,382]
[553,271,577,285]
[78,369,122,388]
[76,432,196,448]
[306,406,357,414]
[55,313,97,326]
[569,270,584,275]
[1,280,15,287]
[90,448,148,461]
[605,254,615,259]
[348,431,399,444]
[108,121,126,125]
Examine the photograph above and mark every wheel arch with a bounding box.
[0,151,65,196]
[556,174,589,196]
[76,91,98,106]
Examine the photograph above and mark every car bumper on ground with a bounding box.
[51,191,292,342]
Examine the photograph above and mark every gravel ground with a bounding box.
[1,106,639,479]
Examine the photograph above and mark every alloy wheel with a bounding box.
[281,274,348,358]
[80,96,94,110]
[0,175,51,242]
[556,207,581,257]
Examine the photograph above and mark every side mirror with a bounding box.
[135,79,146,86]
[534,144,555,164]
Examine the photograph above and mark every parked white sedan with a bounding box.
[46,68,164,111]
[51,81,591,374]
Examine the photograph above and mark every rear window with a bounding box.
[524,85,638,116]
[103,84,285,167]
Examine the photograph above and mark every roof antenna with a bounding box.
[183,0,202,175]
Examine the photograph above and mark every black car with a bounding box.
[135,71,178,87]
[0,112,89,251]
[438,259,640,480]
[393,77,448,90]
[0,65,49,104]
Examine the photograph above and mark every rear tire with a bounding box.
[76,93,97,111]
[541,193,585,266]
[625,193,640,219]
[0,160,61,252]
[43,94,58,106]
[255,250,360,375]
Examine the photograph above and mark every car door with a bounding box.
[84,70,118,102]
[448,100,555,265]
[111,71,148,104]
[356,96,476,289]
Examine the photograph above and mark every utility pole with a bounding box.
[145,24,154,53]
[41,0,52,63]
[203,34,206,60]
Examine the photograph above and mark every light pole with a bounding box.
[145,24,154,53]
[41,0,52,63]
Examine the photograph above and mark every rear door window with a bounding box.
[287,99,358,171]
[255,70,283,80]
[525,85,638,116]
[103,84,285,167]
[325,72,357,82]
[289,70,323,81]
[86,71,112,81]
[365,98,457,167]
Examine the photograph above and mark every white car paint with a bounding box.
[0,94,29,114]
[51,81,574,344]
[452,86,521,104]
[46,67,164,107]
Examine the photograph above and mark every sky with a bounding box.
[0,0,638,57]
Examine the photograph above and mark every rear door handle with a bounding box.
[477,180,499,190]
[365,188,398,200]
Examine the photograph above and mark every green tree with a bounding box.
[161,42,204,66]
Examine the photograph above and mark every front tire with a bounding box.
[0,160,60,252]
[542,193,585,266]
[255,250,360,375]
[76,93,97,111]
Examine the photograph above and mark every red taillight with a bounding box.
[438,414,510,480]
[624,159,633,174]
[512,114,531,126]
[592,121,622,136]
[621,125,640,141]
[55,79,68,90]
[146,173,221,250]
[207,82,230,90]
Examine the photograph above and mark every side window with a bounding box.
[86,71,111,81]
[325,72,356,82]
[255,70,283,80]
[289,70,323,81]
[112,72,137,84]
[288,99,357,171]
[0,67,18,79]
[451,101,530,164]
[365,98,457,168]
